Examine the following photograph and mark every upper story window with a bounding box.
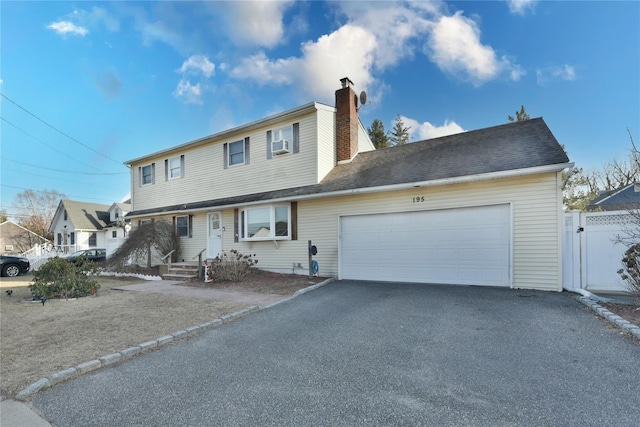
[224,137,250,168]
[166,155,184,180]
[140,163,155,186]
[229,140,244,166]
[239,204,291,241]
[267,123,299,159]
[63,210,68,220]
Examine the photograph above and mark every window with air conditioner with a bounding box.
[271,125,292,155]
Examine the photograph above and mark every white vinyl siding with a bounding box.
[130,112,320,212]
[317,107,336,182]
[176,173,562,292]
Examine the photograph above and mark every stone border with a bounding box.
[576,295,640,341]
[14,278,335,401]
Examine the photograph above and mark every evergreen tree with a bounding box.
[389,115,411,146]
[508,105,530,122]
[367,119,389,149]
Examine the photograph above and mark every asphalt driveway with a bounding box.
[32,281,639,426]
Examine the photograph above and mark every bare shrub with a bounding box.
[210,250,258,282]
[108,221,181,269]
[618,243,640,304]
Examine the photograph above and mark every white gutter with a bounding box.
[127,162,574,219]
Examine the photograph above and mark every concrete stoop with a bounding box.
[162,261,200,281]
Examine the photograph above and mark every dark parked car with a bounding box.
[66,249,107,263]
[0,255,31,277]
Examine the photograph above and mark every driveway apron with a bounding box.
[32,281,640,426]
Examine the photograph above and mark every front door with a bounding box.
[207,212,222,259]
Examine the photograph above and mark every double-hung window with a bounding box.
[175,215,191,238]
[224,138,250,168]
[239,204,291,241]
[166,155,184,180]
[89,232,97,247]
[228,140,244,166]
[140,163,155,186]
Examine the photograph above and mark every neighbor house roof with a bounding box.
[587,182,640,211]
[127,118,571,217]
[55,200,111,231]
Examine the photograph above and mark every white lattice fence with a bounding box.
[564,210,633,293]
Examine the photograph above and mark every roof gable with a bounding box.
[56,200,112,231]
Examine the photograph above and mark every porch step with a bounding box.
[162,261,201,281]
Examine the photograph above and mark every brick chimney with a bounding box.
[335,77,359,163]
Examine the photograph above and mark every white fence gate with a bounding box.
[563,210,633,293]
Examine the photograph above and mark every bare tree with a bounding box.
[564,129,640,211]
[107,220,181,269]
[12,189,64,240]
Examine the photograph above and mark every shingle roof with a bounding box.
[587,183,640,211]
[128,118,570,217]
[62,200,111,230]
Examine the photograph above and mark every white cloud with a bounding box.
[401,116,466,141]
[229,3,521,103]
[47,21,89,37]
[73,6,120,32]
[508,0,537,16]
[231,24,378,101]
[425,11,519,86]
[173,80,203,105]
[218,0,294,48]
[177,55,215,78]
[231,51,296,85]
[536,64,577,85]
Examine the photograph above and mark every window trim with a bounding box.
[140,163,155,186]
[267,122,299,159]
[224,137,250,168]
[165,155,184,180]
[174,215,192,238]
[239,204,292,241]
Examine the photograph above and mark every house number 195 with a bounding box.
[413,196,425,203]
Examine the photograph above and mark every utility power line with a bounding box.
[2,158,128,175]
[1,116,113,172]
[1,93,124,166]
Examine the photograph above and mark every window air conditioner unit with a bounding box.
[271,139,290,155]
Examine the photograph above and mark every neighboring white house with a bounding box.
[49,200,131,258]
[125,77,572,291]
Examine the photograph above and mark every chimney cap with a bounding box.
[340,77,354,88]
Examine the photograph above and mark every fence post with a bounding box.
[572,210,583,290]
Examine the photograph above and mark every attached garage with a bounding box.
[339,204,512,287]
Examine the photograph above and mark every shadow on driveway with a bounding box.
[32,281,640,426]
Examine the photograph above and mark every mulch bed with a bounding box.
[601,302,640,326]
[180,270,329,296]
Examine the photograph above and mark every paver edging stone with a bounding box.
[13,280,333,401]
[577,295,640,341]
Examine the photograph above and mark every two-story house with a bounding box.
[125,78,571,291]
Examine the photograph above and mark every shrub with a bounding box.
[617,243,640,304]
[30,257,100,299]
[210,250,258,282]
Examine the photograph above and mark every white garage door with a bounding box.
[340,204,511,287]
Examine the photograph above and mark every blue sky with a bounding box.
[1,1,639,217]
